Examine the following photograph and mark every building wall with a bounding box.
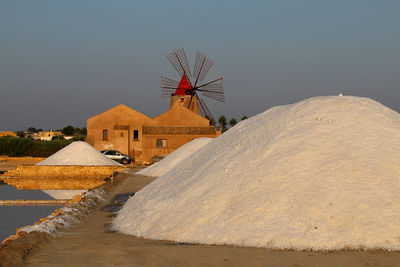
[170,95,199,114]
[86,104,152,159]
[36,131,62,141]
[141,133,215,162]
[86,102,219,164]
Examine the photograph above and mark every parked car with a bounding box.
[101,150,132,164]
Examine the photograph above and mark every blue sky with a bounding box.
[1,1,399,130]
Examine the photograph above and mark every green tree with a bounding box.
[0,136,72,157]
[74,127,81,135]
[229,118,238,127]
[218,115,227,132]
[27,127,41,133]
[52,135,65,140]
[16,131,24,138]
[62,125,75,136]
[241,115,248,121]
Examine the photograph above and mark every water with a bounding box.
[101,192,135,212]
[0,182,62,241]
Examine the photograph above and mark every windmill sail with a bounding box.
[198,97,215,122]
[161,76,180,98]
[167,48,192,79]
[161,76,179,88]
[183,95,196,111]
[197,78,225,102]
[193,51,213,87]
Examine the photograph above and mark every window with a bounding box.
[120,133,124,137]
[180,98,184,103]
[133,130,139,140]
[156,139,167,148]
[102,130,108,140]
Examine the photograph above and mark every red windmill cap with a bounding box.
[174,74,192,96]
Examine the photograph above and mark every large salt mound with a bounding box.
[138,138,213,177]
[113,96,400,250]
[37,141,121,166]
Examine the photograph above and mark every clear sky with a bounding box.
[1,0,399,131]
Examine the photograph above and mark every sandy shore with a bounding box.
[2,172,400,266]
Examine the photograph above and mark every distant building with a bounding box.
[36,130,63,141]
[86,96,220,164]
[0,131,17,138]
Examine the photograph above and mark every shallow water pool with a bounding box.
[0,183,61,241]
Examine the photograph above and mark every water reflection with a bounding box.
[1,178,89,200]
[0,161,107,241]
[0,183,53,200]
[42,189,87,199]
[0,178,88,242]
[0,184,62,241]
[1,177,102,190]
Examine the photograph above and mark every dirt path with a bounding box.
[25,173,400,266]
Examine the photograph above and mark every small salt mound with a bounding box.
[113,96,400,250]
[138,138,213,177]
[37,141,121,166]
[42,190,87,199]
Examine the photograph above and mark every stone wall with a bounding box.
[0,166,124,189]
[0,156,45,163]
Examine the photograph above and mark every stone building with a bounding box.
[36,130,63,141]
[86,96,220,164]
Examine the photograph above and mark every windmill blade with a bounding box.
[167,48,192,78]
[198,97,215,122]
[183,95,195,111]
[202,90,225,102]
[193,51,214,87]
[196,77,223,89]
[161,76,180,98]
[188,94,195,111]
[161,76,179,88]
[197,78,225,102]
[161,87,177,98]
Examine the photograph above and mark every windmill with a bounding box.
[161,48,225,123]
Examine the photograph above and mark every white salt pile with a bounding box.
[37,141,121,166]
[113,96,400,250]
[138,138,213,177]
[42,189,87,199]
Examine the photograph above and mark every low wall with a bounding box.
[0,156,46,163]
[0,165,124,189]
[1,178,107,190]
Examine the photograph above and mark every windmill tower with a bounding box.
[161,48,225,122]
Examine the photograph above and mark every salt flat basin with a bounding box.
[42,189,87,200]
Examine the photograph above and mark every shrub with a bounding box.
[0,136,72,157]
[62,125,75,136]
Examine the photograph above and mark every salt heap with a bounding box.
[37,141,121,166]
[113,96,400,250]
[138,138,213,177]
